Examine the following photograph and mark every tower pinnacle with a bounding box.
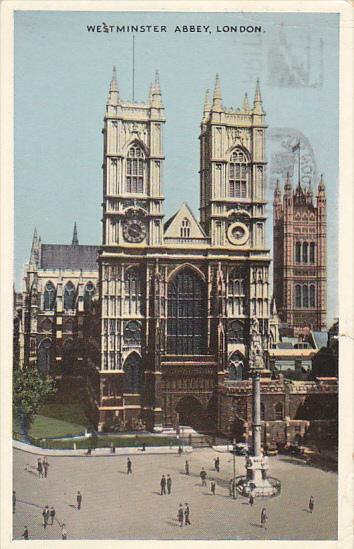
[243,92,250,112]
[284,171,292,192]
[212,73,222,111]
[72,222,79,246]
[107,65,119,106]
[318,173,326,192]
[253,78,264,115]
[29,227,40,266]
[203,89,211,113]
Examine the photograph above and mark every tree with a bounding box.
[13,367,57,436]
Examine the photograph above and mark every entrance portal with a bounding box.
[175,396,205,431]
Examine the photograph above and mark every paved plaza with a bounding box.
[13,447,337,540]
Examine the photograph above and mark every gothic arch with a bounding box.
[123,351,143,394]
[175,396,205,430]
[62,338,76,372]
[225,143,251,161]
[167,263,206,283]
[227,351,246,380]
[37,338,52,373]
[123,138,149,157]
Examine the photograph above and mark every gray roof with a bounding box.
[40,244,99,271]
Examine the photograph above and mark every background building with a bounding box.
[273,173,327,336]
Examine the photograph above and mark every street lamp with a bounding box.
[230,438,237,499]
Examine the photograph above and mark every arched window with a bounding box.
[84,281,95,311]
[37,338,52,373]
[64,282,75,311]
[275,402,283,420]
[302,242,308,264]
[124,268,143,315]
[167,268,206,355]
[228,268,245,316]
[123,353,143,393]
[126,143,145,194]
[310,285,316,308]
[295,285,302,308]
[228,320,244,344]
[295,242,301,264]
[40,318,52,332]
[303,285,309,308]
[309,242,316,264]
[43,281,56,310]
[229,149,248,198]
[228,352,244,380]
[124,320,142,344]
[260,402,265,421]
[180,218,191,238]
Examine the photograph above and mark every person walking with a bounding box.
[160,475,166,495]
[184,503,191,526]
[37,458,43,479]
[22,526,29,540]
[49,506,56,525]
[167,474,172,495]
[177,504,184,527]
[127,458,132,474]
[185,460,190,475]
[200,467,207,487]
[43,457,49,478]
[308,495,314,513]
[76,491,82,510]
[261,507,268,529]
[178,446,183,456]
[249,492,254,506]
[214,457,220,472]
[211,480,216,495]
[61,523,67,540]
[13,491,16,514]
[42,506,50,528]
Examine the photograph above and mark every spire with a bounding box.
[154,70,161,94]
[151,70,163,108]
[284,171,292,192]
[274,179,281,197]
[318,173,326,192]
[212,73,222,112]
[107,65,119,107]
[204,89,211,113]
[253,78,264,115]
[242,92,250,112]
[72,222,79,246]
[30,227,40,266]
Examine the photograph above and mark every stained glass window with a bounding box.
[229,149,248,198]
[43,281,56,310]
[126,144,145,193]
[64,281,75,310]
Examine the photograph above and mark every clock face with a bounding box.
[123,217,147,243]
[227,222,249,246]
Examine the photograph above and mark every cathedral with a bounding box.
[17,68,329,436]
[96,68,271,431]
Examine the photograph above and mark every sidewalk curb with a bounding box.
[13,440,193,458]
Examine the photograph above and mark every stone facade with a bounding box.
[273,173,327,336]
[97,70,271,431]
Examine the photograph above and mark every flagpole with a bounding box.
[298,140,301,186]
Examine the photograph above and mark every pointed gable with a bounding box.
[164,203,206,240]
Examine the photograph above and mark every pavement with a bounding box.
[12,446,337,540]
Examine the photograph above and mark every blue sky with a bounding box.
[14,11,339,324]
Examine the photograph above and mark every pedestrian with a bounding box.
[184,503,191,526]
[22,526,29,540]
[215,457,220,472]
[261,507,268,529]
[61,523,67,540]
[177,504,184,527]
[249,492,254,506]
[178,446,183,456]
[13,490,16,513]
[308,495,314,513]
[200,467,207,487]
[42,505,49,528]
[142,442,146,452]
[127,457,132,474]
[43,457,49,478]
[185,460,190,475]
[160,475,166,495]
[188,434,192,446]
[37,458,43,479]
[211,480,216,495]
[76,491,82,510]
[167,474,172,495]
[50,506,56,525]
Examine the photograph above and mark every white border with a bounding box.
[1,1,353,548]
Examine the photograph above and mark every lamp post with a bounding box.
[231,438,237,499]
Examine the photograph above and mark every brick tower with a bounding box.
[273,174,327,336]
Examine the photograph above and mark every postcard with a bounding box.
[0,1,353,548]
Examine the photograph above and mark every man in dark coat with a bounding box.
[309,495,314,513]
[211,480,216,495]
[177,504,184,527]
[127,458,132,474]
[200,468,207,487]
[42,506,49,528]
[160,475,166,495]
[167,474,172,495]
[49,506,56,525]
[261,507,268,529]
[184,503,191,526]
[43,457,49,478]
[185,460,190,475]
[22,526,29,540]
[37,458,43,479]
[76,491,82,510]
